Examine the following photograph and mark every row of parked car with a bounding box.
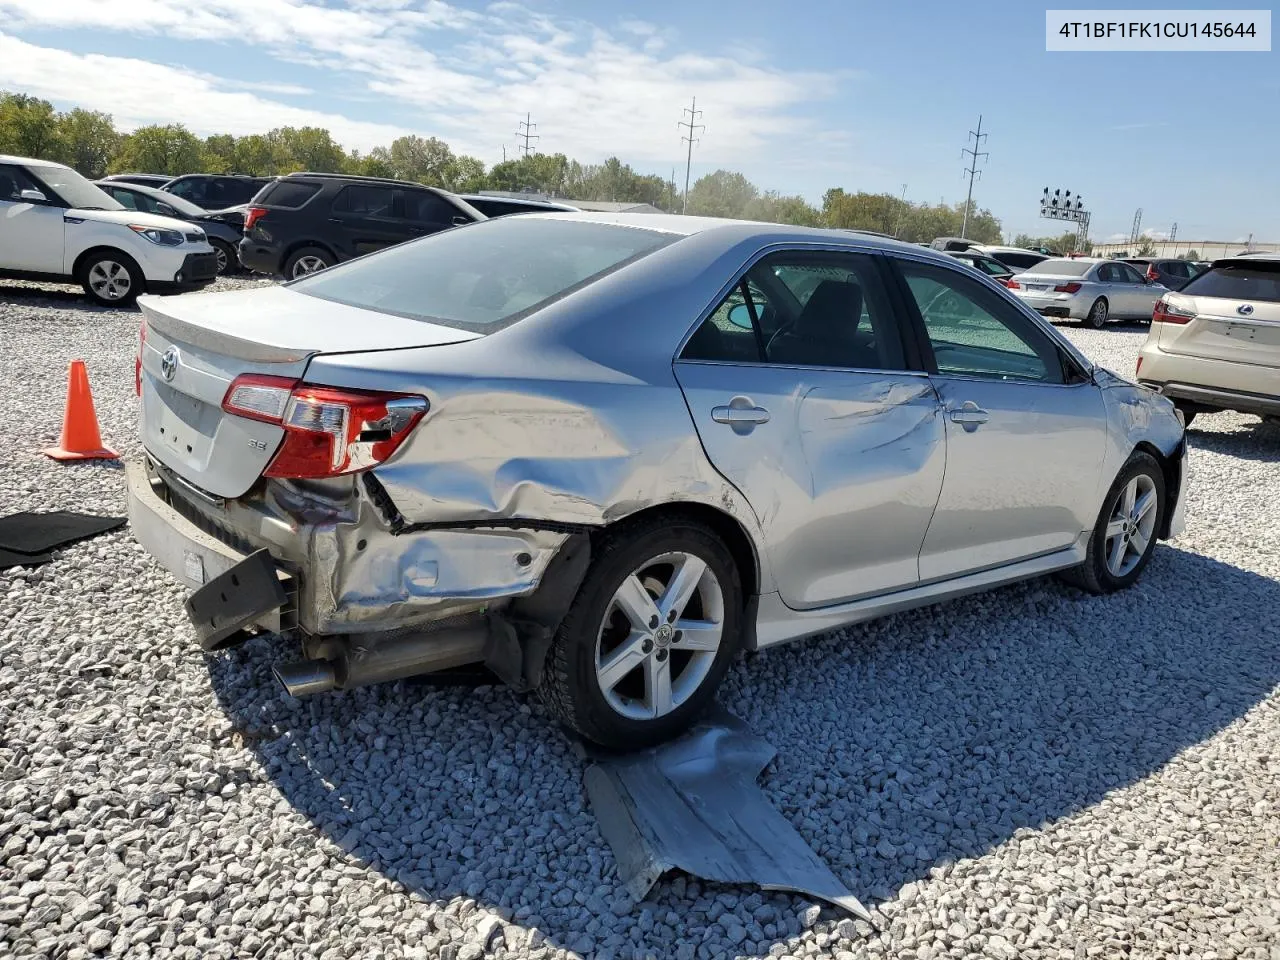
[0,155,585,304]
[100,170,579,279]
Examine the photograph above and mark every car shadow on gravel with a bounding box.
[202,543,1280,956]
[1187,416,1280,462]
[0,283,134,312]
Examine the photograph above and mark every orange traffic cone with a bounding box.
[41,360,119,461]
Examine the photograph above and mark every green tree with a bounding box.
[202,134,238,173]
[111,124,204,175]
[823,189,904,234]
[345,147,395,178]
[55,108,119,178]
[488,152,571,195]
[1135,236,1158,257]
[450,155,487,193]
[743,191,822,226]
[384,134,458,186]
[232,134,289,175]
[686,169,758,218]
[272,126,345,172]
[1183,249,1200,261]
[0,92,60,158]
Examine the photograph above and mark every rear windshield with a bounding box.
[989,251,1046,269]
[290,217,677,332]
[1181,263,1280,303]
[1022,259,1091,277]
[257,180,319,208]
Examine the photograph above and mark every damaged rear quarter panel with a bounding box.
[1094,366,1186,509]
[302,230,780,596]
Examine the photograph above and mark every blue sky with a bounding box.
[0,0,1274,241]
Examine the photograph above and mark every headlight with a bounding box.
[129,225,184,246]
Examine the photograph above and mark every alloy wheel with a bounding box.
[291,255,327,278]
[1104,474,1158,577]
[213,244,229,274]
[88,260,131,301]
[594,551,724,721]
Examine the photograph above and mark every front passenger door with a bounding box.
[894,259,1107,580]
[675,250,946,610]
[0,164,65,273]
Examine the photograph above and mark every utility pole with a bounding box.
[669,168,677,211]
[960,114,988,239]
[678,97,704,214]
[893,183,908,238]
[1129,208,1143,246]
[515,113,539,158]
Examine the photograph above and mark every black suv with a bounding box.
[238,172,486,278]
[163,174,273,209]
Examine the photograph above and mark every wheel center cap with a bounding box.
[654,624,673,647]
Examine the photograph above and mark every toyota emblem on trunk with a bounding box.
[1238,304,1255,316]
[160,346,179,381]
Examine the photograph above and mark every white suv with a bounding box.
[0,155,218,306]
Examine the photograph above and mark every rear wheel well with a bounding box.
[282,238,338,265]
[1133,440,1180,539]
[598,502,759,602]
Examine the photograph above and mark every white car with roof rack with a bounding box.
[0,154,217,306]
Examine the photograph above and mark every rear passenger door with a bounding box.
[328,184,413,257]
[399,189,470,238]
[674,249,947,610]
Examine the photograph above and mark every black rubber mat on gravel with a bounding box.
[0,547,54,570]
[0,511,126,556]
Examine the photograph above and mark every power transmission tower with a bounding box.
[1129,208,1143,245]
[515,113,539,158]
[1169,222,1177,244]
[678,97,704,214]
[959,115,988,239]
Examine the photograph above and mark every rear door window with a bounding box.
[166,178,208,206]
[331,185,398,218]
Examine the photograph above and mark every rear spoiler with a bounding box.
[138,296,316,365]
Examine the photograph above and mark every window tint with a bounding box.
[681,253,906,371]
[977,257,1009,276]
[166,177,206,205]
[109,187,140,210]
[291,217,675,332]
[331,185,397,217]
[258,180,318,209]
[217,178,266,206]
[1162,261,1189,280]
[0,165,44,201]
[1117,263,1144,283]
[400,190,460,224]
[993,252,1045,270]
[899,261,1062,384]
[1181,263,1280,303]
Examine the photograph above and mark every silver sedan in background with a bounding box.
[126,215,1188,747]
[1011,257,1169,327]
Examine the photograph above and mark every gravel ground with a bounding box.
[2,280,1279,960]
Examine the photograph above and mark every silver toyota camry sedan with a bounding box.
[126,214,1188,747]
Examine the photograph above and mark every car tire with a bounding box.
[538,515,743,749]
[1059,451,1165,595]
[283,246,333,279]
[1085,297,1109,329]
[77,250,145,307]
[210,238,238,276]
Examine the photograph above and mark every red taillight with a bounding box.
[1152,298,1195,325]
[1053,282,1082,293]
[135,322,146,396]
[244,206,267,231]
[221,374,428,479]
[1136,356,1143,376]
[1146,265,1159,282]
[1005,279,1020,289]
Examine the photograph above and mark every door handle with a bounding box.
[948,401,989,428]
[712,397,770,434]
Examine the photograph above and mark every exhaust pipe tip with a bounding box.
[274,660,337,697]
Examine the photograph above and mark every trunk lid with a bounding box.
[138,286,481,498]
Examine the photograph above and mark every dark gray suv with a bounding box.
[238,172,486,278]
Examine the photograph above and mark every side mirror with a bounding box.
[452,215,470,226]
[727,303,754,330]
[158,203,178,217]
[19,188,46,203]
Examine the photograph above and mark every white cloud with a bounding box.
[0,0,849,176]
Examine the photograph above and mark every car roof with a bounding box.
[525,211,958,252]
[461,194,579,211]
[0,153,67,169]
[1211,253,1280,267]
[976,245,1048,255]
